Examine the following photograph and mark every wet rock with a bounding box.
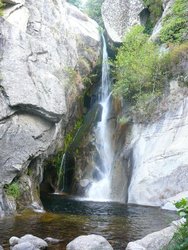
[66,234,113,250]
[79,179,90,188]
[9,236,19,246]
[44,237,62,244]
[102,0,144,42]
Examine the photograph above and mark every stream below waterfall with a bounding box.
[0,194,178,250]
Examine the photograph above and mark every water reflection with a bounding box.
[0,194,178,250]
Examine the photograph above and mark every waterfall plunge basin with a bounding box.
[0,194,178,250]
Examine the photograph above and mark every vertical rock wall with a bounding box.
[0,0,101,215]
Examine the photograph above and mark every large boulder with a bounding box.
[101,0,144,43]
[10,234,48,249]
[0,0,101,214]
[162,191,188,210]
[66,235,113,250]
[126,221,179,250]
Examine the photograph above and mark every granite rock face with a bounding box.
[101,0,144,42]
[128,97,188,206]
[0,0,101,214]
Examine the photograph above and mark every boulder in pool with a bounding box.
[10,234,48,249]
[12,242,39,250]
[66,234,113,250]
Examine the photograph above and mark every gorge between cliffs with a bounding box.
[0,0,188,249]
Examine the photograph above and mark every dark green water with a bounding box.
[0,194,178,250]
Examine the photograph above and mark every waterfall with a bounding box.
[55,153,66,193]
[87,35,113,201]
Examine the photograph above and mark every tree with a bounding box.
[160,0,188,43]
[143,0,163,25]
[84,0,104,27]
[113,25,163,104]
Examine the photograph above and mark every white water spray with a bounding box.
[87,35,113,201]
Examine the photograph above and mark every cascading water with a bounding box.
[87,35,114,201]
[55,153,66,193]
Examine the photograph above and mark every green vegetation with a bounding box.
[0,0,4,16]
[162,42,188,84]
[46,117,83,173]
[113,25,163,105]
[64,118,83,153]
[84,0,104,27]
[113,25,188,120]
[143,0,163,32]
[4,181,20,199]
[164,198,188,250]
[160,0,188,44]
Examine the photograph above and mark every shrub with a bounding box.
[0,0,4,16]
[160,0,188,43]
[113,25,164,105]
[83,0,104,27]
[162,42,188,82]
[5,182,20,199]
[163,198,188,250]
[143,0,163,30]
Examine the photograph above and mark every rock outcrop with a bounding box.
[126,221,179,250]
[127,92,188,206]
[0,0,101,215]
[101,0,144,43]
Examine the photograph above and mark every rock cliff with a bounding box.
[101,0,188,207]
[101,0,144,42]
[0,0,101,215]
[128,94,188,206]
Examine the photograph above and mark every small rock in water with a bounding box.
[19,234,48,249]
[9,234,48,249]
[66,234,113,250]
[9,236,19,246]
[12,242,38,250]
[80,179,90,188]
[44,237,63,244]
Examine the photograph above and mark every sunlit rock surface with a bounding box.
[66,235,113,250]
[101,0,144,42]
[0,0,101,214]
[162,191,188,210]
[126,222,178,250]
[128,97,188,206]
